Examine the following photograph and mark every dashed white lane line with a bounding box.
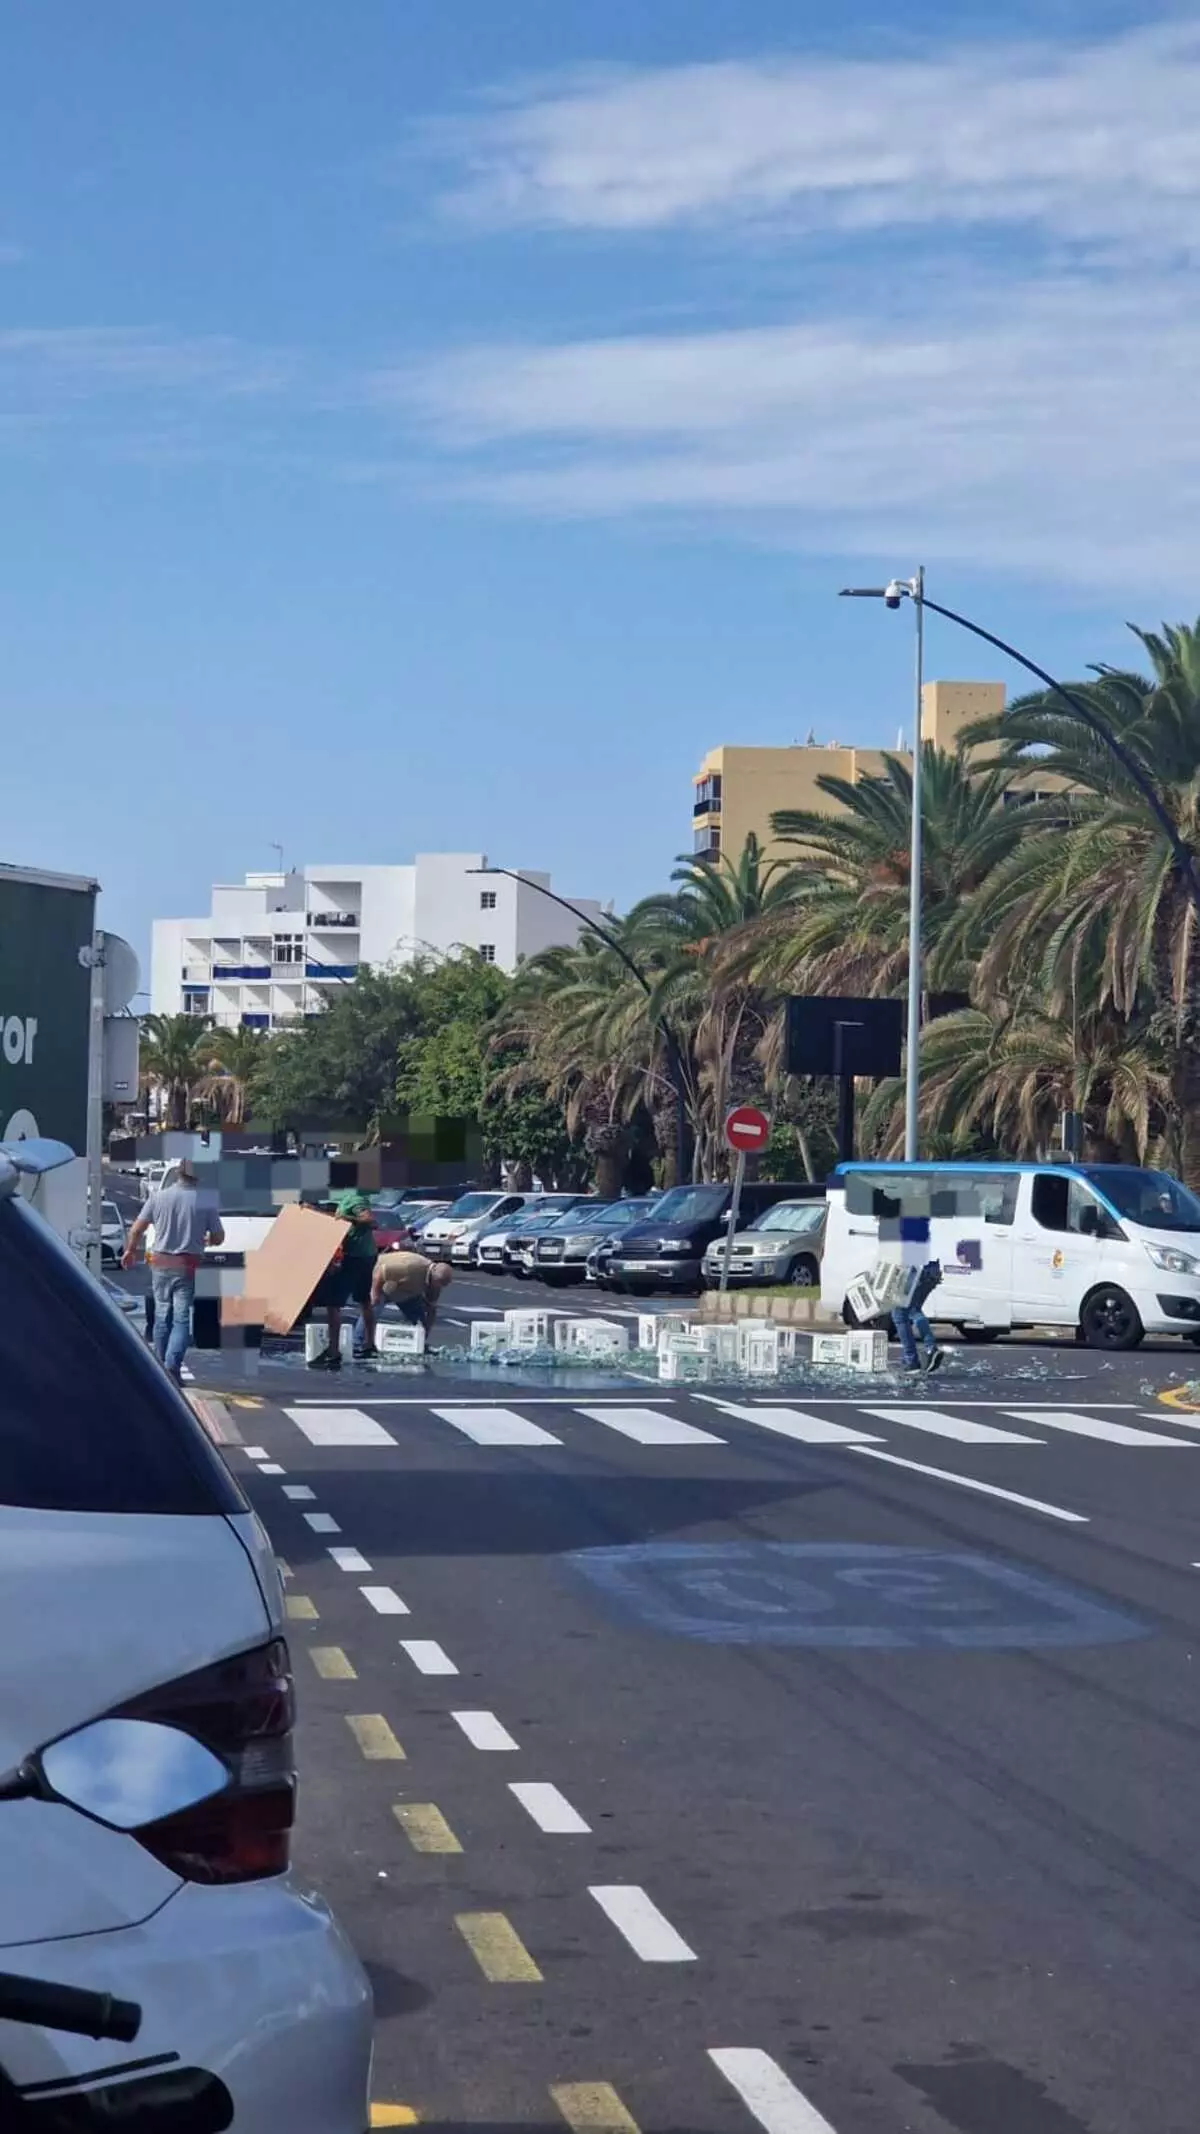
[509,1781,590,1834]
[573,1405,723,1446]
[430,1404,561,1446]
[360,1584,410,1615]
[401,1639,459,1677]
[851,1445,1087,1523]
[328,1545,372,1573]
[282,1484,315,1501]
[303,1511,341,1534]
[1006,1407,1192,1447]
[588,1885,696,1962]
[283,1404,397,1447]
[242,1446,268,1460]
[709,2048,841,2133]
[452,1710,519,1752]
[258,1462,287,1475]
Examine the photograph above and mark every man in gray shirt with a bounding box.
[123,1158,224,1385]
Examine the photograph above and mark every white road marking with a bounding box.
[328,1545,371,1573]
[709,2048,841,2133]
[452,1710,519,1752]
[303,1511,340,1534]
[242,1445,268,1459]
[401,1639,458,1676]
[588,1885,696,1962]
[287,1395,672,1405]
[282,1484,315,1500]
[851,1445,1087,1522]
[509,1781,590,1834]
[360,1584,409,1615]
[1006,1407,1192,1447]
[430,1405,561,1446]
[283,1405,397,1447]
[863,1405,1040,1445]
[258,1462,286,1475]
[711,1403,881,1446]
[573,1405,723,1445]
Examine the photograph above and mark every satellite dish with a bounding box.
[101,933,140,1014]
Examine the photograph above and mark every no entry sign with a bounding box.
[724,1105,770,1155]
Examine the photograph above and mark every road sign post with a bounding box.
[719,1107,770,1294]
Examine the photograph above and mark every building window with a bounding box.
[183,990,209,1017]
[479,943,496,963]
[480,890,497,910]
[693,774,723,816]
[693,826,721,856]
[273,935,305,965]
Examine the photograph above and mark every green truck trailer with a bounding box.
[0,863,103,1254]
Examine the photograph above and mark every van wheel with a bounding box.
[1080,1286,1144,1350]
[786,1255,819,1287]
[958,1326,1002,1344]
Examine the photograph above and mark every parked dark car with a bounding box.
[605,1180,822,1294]
[505,1198,596,1277]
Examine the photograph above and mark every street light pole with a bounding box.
[467,866,689,1183]
[841,572,925,1159]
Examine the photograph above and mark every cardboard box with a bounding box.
[220,1204,348,1335]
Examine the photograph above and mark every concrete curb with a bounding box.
[698,1290,843,1327]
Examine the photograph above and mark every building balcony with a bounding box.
[305,963,358,981]
[212,964,272,982]
[307,910,359,929]
[693,797,722,819]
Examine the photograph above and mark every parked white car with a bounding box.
[100,1199,127,1264]
[0,1145,374,2129]
[419,1190,531,1258]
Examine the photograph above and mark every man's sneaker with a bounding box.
[354,1341,380,1361]
[307,1346,333,1371]
[922,1346,946,1373]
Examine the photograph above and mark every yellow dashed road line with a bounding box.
[392,1802,461,1853]
[455,1911,543,1982]
[230,1395,264,1409]
[310,1646,357,1681]
[551,2081,641,2131]
[347,1714,406,1760]
[370,2107,418,2127]
[285,1594,317,1621]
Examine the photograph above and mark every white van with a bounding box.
[822,1161,1200,1350]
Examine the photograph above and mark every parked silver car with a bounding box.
[469,1197,584,1271]
[702,1196,826,1287]
[535,1198,659,1285]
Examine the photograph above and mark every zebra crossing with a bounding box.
[282,1397,1195,1456]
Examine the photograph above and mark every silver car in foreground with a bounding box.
[0,1140,373,2131]
[702,1196,826,1287]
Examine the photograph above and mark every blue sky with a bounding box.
[2,0,1195,975]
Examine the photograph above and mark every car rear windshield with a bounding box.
[0,1201,244,1515]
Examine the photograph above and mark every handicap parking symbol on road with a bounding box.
[563,1543,1145,1651]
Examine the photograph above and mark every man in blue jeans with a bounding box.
[123,1157,224,1385]
[888,1215,944,1373]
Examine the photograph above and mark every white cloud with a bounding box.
[390,277,1200,592]
[0,328,295,418]
[439,23,1200,257]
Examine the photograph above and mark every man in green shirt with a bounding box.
[309,1189,379,1371]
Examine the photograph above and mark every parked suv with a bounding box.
[0,1143,373,2130]
[606,1180,817,1293]
[702,1195,826,1288]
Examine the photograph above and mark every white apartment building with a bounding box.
[151,853,610,1029]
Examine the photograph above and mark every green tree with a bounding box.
[251,971,426,1134]
[198,1025,273,1126]
[140,1012,211,1130]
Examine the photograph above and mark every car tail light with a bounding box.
[114,1639,296,1884]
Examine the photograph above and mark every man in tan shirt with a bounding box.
[371,1249,453,1334]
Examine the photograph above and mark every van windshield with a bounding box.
[1083,1167,1200,1233]
[651,1186,728,1225]
[447,1193,503,1217]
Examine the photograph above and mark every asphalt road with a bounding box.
[198,1323,1200,2134]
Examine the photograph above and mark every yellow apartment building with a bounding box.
[691,680,1060,863]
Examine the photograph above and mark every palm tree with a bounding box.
[861,1001,1171,1163]
[198,1025,272,1125]
[139,1012,211,1130]
[959,618,1200,1179]
[760,745,1018,997]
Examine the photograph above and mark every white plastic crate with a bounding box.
[502,1308,551,1350]
[642,1312,691,1351]
[554,1317,630,1356]
[470,1321,508,1355]
[734,1317,775,1368]
[304,1321,354,1364]
[810,1330,850,1367]
[657,1331,711,1382]
[377,1321,426,1359]
[698,1323,740,1367]
[845,1273,878,1325]
[742,1326,782,1375]
[867,1259,919,1312]
[846,1328,889,1372]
